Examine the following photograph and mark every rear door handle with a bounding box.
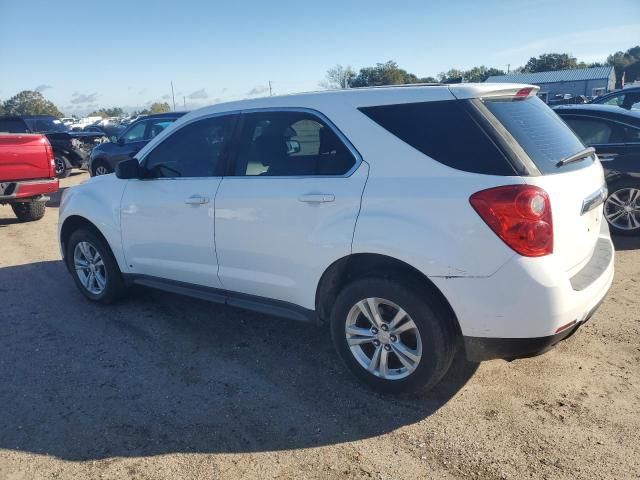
[185,195,210,205]
[298,193,335,203]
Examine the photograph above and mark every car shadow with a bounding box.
[0,260,477,461]
[612,233,640,251]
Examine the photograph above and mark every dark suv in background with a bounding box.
[555,104,640,235]
[89,112,186,176]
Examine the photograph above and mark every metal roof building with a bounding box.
[485,66,616,101]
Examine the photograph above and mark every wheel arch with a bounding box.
[60,215,112,266]
[315,253,462,335]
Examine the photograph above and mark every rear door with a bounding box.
[479,96,606,273]
[214,109,367,309]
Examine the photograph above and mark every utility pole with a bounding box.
[183,96,186,109]
[507,64,510,74]
[170,81,176,111]
[269,80,272,96]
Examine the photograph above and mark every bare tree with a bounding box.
[321,64,356,89]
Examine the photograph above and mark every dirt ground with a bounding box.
[0,172,638,480]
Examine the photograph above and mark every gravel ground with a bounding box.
[0,172,638,480]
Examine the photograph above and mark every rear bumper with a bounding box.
[0,178,58,202]
[431,224,614,361]
[463,298,603,361]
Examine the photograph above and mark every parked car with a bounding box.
[548,94,587,106]
[59,84,614,393]
[554,104,640,235]
[83,124,125,138]
[89,112,186,176]
[0,115,107,178]
[590,87,640,110]
[0,133,58,221]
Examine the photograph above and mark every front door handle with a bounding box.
[597,153,618,161]
[298,193,335,203]
[185,195,210,205]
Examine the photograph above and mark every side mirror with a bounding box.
[115,158,141,179]
[117,137,125,146]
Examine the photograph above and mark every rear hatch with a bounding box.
[0,134,53,182]
[465,86,605,272]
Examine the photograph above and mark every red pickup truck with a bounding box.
[0,134,59,221]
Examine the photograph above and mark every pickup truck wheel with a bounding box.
[66,227,125,304]
[54,156,72,178]
[11,201,46,222]
[330,277,456,394]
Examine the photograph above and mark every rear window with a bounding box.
[0,119,29,133]
[359,101,515,175]
[483,96,589,174]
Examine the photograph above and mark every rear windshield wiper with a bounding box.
[556,147,595,168]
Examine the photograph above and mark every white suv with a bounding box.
[59,84,614,393]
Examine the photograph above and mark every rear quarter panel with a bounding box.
[0,134,51,181]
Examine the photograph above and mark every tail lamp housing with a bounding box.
[470,185,553,257]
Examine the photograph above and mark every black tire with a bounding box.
[91,160,112,177]
[330,277,457,394]
[11,201,46,222]
[604,179,640,236]
[55,156,72,178]
[66,227,125,304]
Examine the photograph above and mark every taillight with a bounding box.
[43,138,55,177]
[469,185,553,257]
[514,87,534,100]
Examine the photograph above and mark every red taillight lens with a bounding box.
[514,87,533,100]
[469,185,553,257]
[43,138,55,177]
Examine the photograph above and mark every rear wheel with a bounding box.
[11,201,46,222]
[604,180,640,236]
[330,277,456,394]
[66,227,125,304]
[54,156,72,178]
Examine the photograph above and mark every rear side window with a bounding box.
[483,97,588,174]
[359,101,514,175]
[0,119,29,133]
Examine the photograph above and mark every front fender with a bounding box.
[58,176,128,270]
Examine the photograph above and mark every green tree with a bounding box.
[350,61,434,87]
[608,45,640,87]
[0,101,5,116]
[148,102,171,113]
[2,90,63,117]
[522,53,580,73]
[322,64,357,89]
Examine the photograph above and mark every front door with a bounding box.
[121,114,234,287]
[214,110,368,309]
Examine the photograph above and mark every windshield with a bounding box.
[24,117,69,133]
[482,96,591,174]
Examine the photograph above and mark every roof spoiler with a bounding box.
[448,83,540,100]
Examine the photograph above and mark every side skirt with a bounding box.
[122,274,319,325]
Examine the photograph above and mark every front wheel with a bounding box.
[330,277,456,394]
[11,201,46,222]
[92,161,112,176]
[66,227,125,304]
[604,181,640,236]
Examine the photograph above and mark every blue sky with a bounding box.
[1,0,638,115]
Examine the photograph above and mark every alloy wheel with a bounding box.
[94,165,110,176]
[345,297,422,380]
[604,188,640,231]
[74,241,107,295]
[54,157,66,176]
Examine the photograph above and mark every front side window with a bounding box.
[601,94,624,107]
[148,119,174,139]
[143,116,231,178]
[233,111,355,176]
[122,121,147,143]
